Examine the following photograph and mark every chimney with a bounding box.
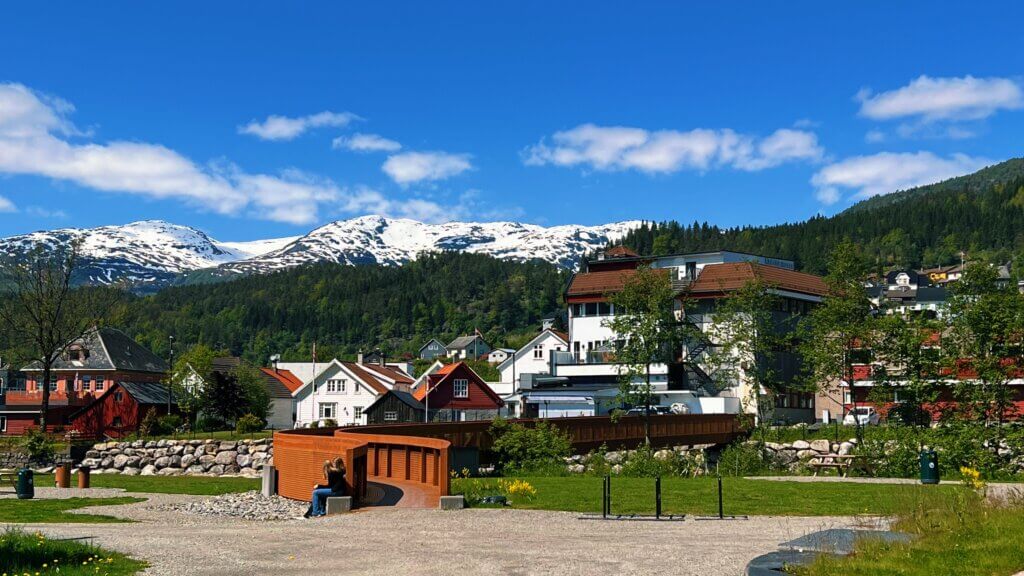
[378,350,386,367]
[269,354,281,372]
[357,351,364,364]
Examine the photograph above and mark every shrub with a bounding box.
[490,418,572,473]
[235,413,264,434]
[308,420,320,429]
[158,414,183,435]
[138,407,160,437]
[195,415,225,433]
[717,441,773,477]
[320,418,338,428]
[619,447,677,477]
[20,429,55,463]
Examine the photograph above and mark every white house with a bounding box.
[486,348,515,364]
[491,329,568,417]
[279,359,414,427]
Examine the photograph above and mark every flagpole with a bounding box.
[311,341,317,427]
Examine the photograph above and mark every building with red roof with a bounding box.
[413,362,503,422]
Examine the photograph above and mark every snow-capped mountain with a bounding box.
[218,215,641,275]
[0,216,641,290]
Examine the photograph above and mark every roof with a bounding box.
[447,335,487,350]
[418,338,446,353]
[339,362,389,395]
[24,328,168,374]
[687,262,828,297]
[566,268,670,297]
[361,363,414,385]
[211,357,242,373]
[259,367,304,398]
[413,362,503,407]
[365,389,425,414]
[120,381,177,405]
[497,328,570,372]
[605,245,640,258]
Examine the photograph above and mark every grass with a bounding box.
[146,429,274,441]
[452,476,960,516]
[793,488,1024,576]
[1,528,147,575]
[0,497,144,523]
[33,473,260,495]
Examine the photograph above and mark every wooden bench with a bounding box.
[0,468,18,492]
[809,454,874,477]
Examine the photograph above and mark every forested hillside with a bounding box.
[115,252,567,364]
[615,158,1024,274]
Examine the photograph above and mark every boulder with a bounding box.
[169,455,182,468]
[237,445,249,455]
[185,465,205,475]
[85,450,100,459]
[238,467,261,478]
[157,467,182,476]
[180,454,196,469]
[567,464,586,474]
[131,440,145,448]
[121,467,140,476]
[253,438,268,445]
[610,464,623,475]
[236,454,252,468]
[219,441,238,451]
[203,443,219,455]
[140,464,158,476]
[604,451,623,464]
[80,458,100,469]
[810,439,831,453]
[653,449,674,461]
[792,440,811,450]
[144,441,157,449]
[168,445,185,456]
[215,451,239,466]
[207,464,225,475]
[796,449,819,460]
[125,456,142,469]
[251,444,269,453]
[223,465,240,475]
[152,448,168,459]
[838,442,855,456]
[100,457,113,469]
[764,442,784,451]
[112,454,131,469]
[154,456,172,469]
[199,454,216,466]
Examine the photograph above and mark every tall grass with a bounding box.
[0,528,146,575]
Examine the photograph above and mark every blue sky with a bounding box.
[0,2,1022,241]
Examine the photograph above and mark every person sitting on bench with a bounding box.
[306,457,346,518]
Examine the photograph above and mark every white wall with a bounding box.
[498,332,567,384]
[293,363,382,427]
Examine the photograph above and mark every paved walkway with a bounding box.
[4,489,878,575]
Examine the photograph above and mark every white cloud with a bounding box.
[0,195,16,212]
[341,186,455,223]
[522,123,823,174]
[382,151,472,185]
[238,111,359,141]
[858,75,1023,122]
[332,133,402,153]
[24,205,68,219]
[864,129,886,143]
[0,82,412,226]
[811,151,991,205]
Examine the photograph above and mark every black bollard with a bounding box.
[717,475,724,519]
[655,476,662,519]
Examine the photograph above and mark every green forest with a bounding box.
[615,157,1024,274]
[115,252,567,364]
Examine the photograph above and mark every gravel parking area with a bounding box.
[5,492,877,576]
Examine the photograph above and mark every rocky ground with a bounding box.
[159,490,308,521]
[79,438,272,477]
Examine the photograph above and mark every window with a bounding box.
[318,403,337,419]
[49,377,58,392]
[533,345,544,359]
[453,378,469,398]
[114,391,124,403]
[584,302,598,316]
[82,375,92,391]
[0,416,6,432]
[354,406,364,419]
[843,390,852,405]
[112,416,122,427]
[597,302,612,316]
[95,379,105,391]
[326,379,346,393]
[384,411,398,422]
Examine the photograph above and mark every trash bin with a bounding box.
[920,448,939,484]
[55,464,70,488]
[77,466,91,489]
[16,468,34,500]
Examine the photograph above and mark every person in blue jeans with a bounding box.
[306,457,347,518]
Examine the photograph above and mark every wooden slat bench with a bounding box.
[809,454,874,478]
[0,468,18,493]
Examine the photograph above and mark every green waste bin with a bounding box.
[920,449,939,485]
[16,467,34,499]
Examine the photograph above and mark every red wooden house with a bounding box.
[68,381,178,439]
[0,327,168,435]
[413,362,502,422]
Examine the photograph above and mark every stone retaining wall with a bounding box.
[79,438,273,477]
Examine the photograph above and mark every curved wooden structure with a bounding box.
[273,428,450,507]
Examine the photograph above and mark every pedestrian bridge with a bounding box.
[273,414,740,509]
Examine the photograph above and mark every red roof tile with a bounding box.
[566,268,669,297]
[687,262,827,297]
[361,363,414,384]
[605,245,640,258]
[340,362,389,395]
[260,367,304,394]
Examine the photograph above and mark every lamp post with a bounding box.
[167,335,175,414]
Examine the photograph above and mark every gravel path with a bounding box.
[5,493,878,576]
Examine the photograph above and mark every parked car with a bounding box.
[625,406,671,416]
[843,406,881,426]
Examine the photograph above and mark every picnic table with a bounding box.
[0,467,18,492]
[808,454,874,477]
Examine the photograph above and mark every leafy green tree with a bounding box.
[605,266,687,444]
[169,343,220,428]
[798,241,874,435]
[944,263,1024,423]
[868,314,943,427]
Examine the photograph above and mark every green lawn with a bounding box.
[1,528,147,574]
[0,497,144,523]
[453,476,960,516]
[794,489,1024,576]
[34,473,260,495]
[148,429,275,441]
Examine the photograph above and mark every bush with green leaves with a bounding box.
[490,418,572,474]
[235,413,264,434]
[20,429,55,463]
[716,441,774,477]
[157,414,182,435]
[194,415,225,433]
